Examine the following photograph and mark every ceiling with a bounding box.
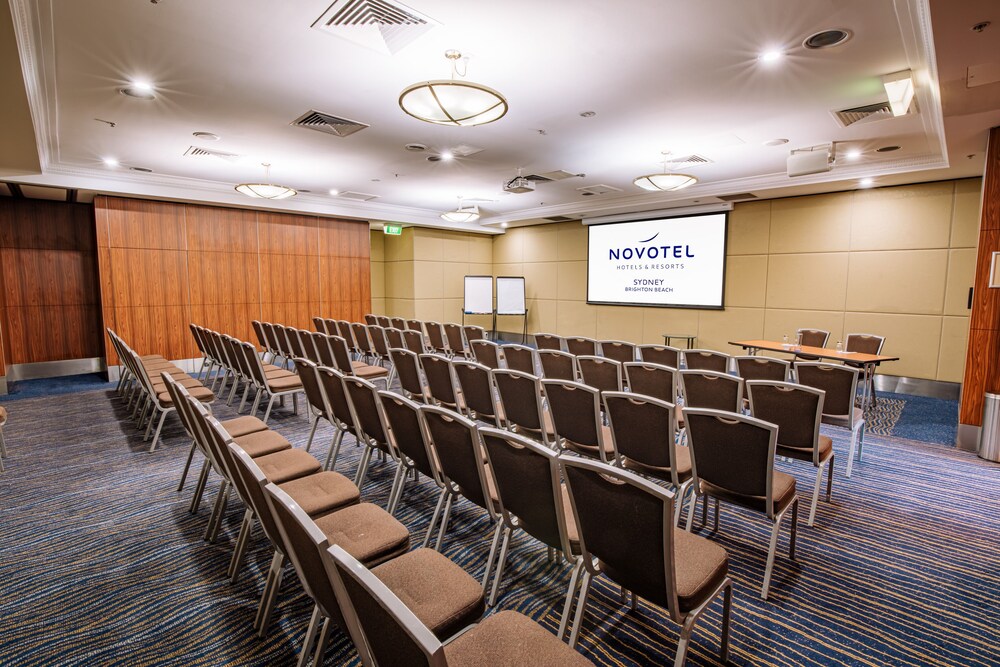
[2,0,998,233]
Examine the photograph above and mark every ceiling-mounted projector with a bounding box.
[787,144,834,177]
[503,176,535,193]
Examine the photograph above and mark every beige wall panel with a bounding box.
[385,261,414,300]
[762,309,845,346]
[440,230,472,263]
[728,200,771,256]
[414,299,444,322]
[469,235,493,264]
[412,228,444,262]
[595,306,645,342]
[370,231,385,263]
[413,261,444,299]
[469,262,492,276]
[371,297,386,314]
[944,248,976,317]
[492,229,524,264]
[769,193,852,254]
[494,263,524,282]
[522,225,560,264]
[385,298,414,319]
[465,313,494,330]
[846,250,948,315]
[527,299,558,333]
[725,255,768,308]
[641,307,700,346]
[557,300,597,338]
[439,298,466,323]
[951,178,982,248]
[842,312,941,379]
[938,316,969,383]
[441,262,470,299]
[850,182,953,251]
[557,222,588,261]
[370,261,385,300]
[557,260,588,301]
[384,229,414,263]
[697,307,765,353]
[523,261,558,300]
[765,253,848,310]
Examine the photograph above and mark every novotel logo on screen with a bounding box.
[607,232,695,260]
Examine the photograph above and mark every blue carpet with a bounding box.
[0,372,115,401]
[0,382,998,666]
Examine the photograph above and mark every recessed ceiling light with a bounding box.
[845,149,862,160]
[500,222,508,228]
[440,151,454,161]
[329,189,339,196]
[803,29,852,49]
[763,138,789,146]
[192,131,219,141]
[758,49,783,63]
[579,111,597,118]
[876,145,901,153]
[859,177,874,188]
[103,157,119,167]
[129,166,153,173]
[404,143,427,152]
[119,81,155,100]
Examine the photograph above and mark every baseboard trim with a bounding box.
[5,358,105,381]
[957,423,980,452]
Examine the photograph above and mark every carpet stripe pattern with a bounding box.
[0,384,998,666]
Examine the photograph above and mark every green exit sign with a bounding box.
[383,224,403,236]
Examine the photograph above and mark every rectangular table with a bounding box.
[728,339,899,420]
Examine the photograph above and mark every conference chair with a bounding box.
[349,322,376,364]
[389,348,430,402]
[384,326,405,350]
[0,405,6,473]
[402,328,428,355]
[542,379,614,463]
[424,321,451,356]
[135,349,215,452]
[262,322,290,368]
[845,333,886,404]
[604,392,691,524]
[470,339,503,370]
[500,343,535,374]
[735,356,791,406]
[327,334,390,387]
[682,349,730,373]
[478,427,585,623]
[405,318,423,333]
[292,358,337,455]
[385,316,403,330]
[793,328,831,362]
[462,325,487,345]
[314,366,358,471]
[748,381,833,526]
[363,314,377,325]
[420,354,466,413]
[193,323,218,376]
[452,360,503,426]
[623,362,678,404]
[576,355,624,394]
[638,344,680,369]
[565,336,598,357]
[378,316,392,328]
[533,332,563,351]
[443,323,469,359]
[491,369,552,445]
[537,349,578,381]
[366,324,391,368]
[326,545,593,667]
[560,457,732,662]
[795,362,866,477]
[599,340,636,363]
[679,369,743,413]
[243,341,304,423]
[684,408,798,599]
[342,374,398,489]
[379,390,445,518]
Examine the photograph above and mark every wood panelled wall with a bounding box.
[95,196,371,365]
[0,198,102,367]
[960,125,1000,426]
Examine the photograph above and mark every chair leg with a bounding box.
[826,454,835,501]
[205,481,231,543]
[250,389,263,415]
[421,488,449,549]
[761,513,784,600]
[228,509,255,583]
[487,526,513,606]
[808,463,824,527]
[712,497,721,533]
[189,460,211,514]
[434,493,455,551]
[238,385,251,412]
[304,413,320,453]
[789,498,799,559]
[227,376,240,405]
[685,491,698,532]
[481,523,504,597]
[674,615,697,667]
[312,616,334,667]
[568,570,593,649]
[387,464,407,515]
[147,409,169,453]
[846,423,862,478]
[558,559,585,640]
[296,605,323,667]
[262,395,276,423]
[354,445,374,487]
[720,581,732,662]
[177,440,198,492]
[255,551,285,636]
[325,430,345,471]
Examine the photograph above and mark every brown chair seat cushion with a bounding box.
[372,547,485,639]
[157,386,214,404]
[0,405,7,423]
[777,435,833,464]
[314,502,409,567]
[267,375,303,392]
[253,448,321,484]
[233,429,292,457]
[278,470,360,517]
[673,528,729,612]
[262,363,288,373]
[621,445,693,482]
[220,416,269,439]
[264,368,296,379]
[151,376,204,391]
[822,408,864,429]
[444,610,592,666]
[140,354,166,361]
[145,364,187,376]
[354,364,389,380]
[701,470,796,515]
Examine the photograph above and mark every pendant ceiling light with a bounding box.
[236,163,297,200]
[633,152,698,192]
[440,197,480,223]
[399,50,508,127]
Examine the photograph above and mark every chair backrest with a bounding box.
[328,335,358,375]
[336,320,357,351]
[251,320,269,353]
[462,325,487,344]
[389,348,426,401]
[682,349,730,373]
[286,327,308,360]
[262,322,286,358]
[324,544,443,667]
[537,349,577,381]
[735,356,790,383]
[405,319,423,333]
[419,354,460,410]
[316,365,356,433]
[623,362,677,404]
[452,360,500,425]
[845,333,885,355]
[560,457,683,621]
[368,325,390,357]
[364,314,378,326]
[390,317,407,330]
[384,327,405,349]
[542,379,608,462]
[637,344,680,369]
[308,331,337,368]
[418,405,494,514]
[533,333,563,351]
[424,322,449,354]
[683,408,780,517]
[442,323,466,357]
[576,355,623,393]
[294,357,329,417]
[565,336,598,357]
[228,442,297,553]
[378,390,438,481]
[491,368,547,443]
[747,381,825,461]
[797,328,830,348]
[402,329,426,354]
[599,340,636,363]
[470,339,502,370]
[501,344,535,374]
[604,392,679,482]
[313,317,332,335]
[480,427,575,555]
[376,315,392,328]
[794,362,860,424]
[343,375,390,451]
[352,322,374,354]
[679,369,743,412]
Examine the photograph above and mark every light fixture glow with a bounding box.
[440,196,480,223]
[882,70,914,116]
[120,80,156,100]
[132,80,153,92]
[859,177,874,188]
[845,149,862,160]
[759,49,783,63]
[103,157,119,167]
[440,151,454,161]
[329,189,339,196]
[500,222,508,228]
[633,152,698,192]
[399,51,508,127]
[235,163,297,200]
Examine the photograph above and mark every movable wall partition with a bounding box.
[94,196,371,366]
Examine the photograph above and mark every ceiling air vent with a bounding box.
[716,193,758,202]
[312,0,438,55]
[830,100,915,128]
[545,215,576,222]
[525,170,582,182]
[292,110,370,138]
[183,146,241,161]
[666,154,712,169]
[336,191,380,201]
[577,184,623,196]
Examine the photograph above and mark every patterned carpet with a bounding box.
[1,384,998,666]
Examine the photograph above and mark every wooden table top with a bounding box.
[728,339,900,364]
